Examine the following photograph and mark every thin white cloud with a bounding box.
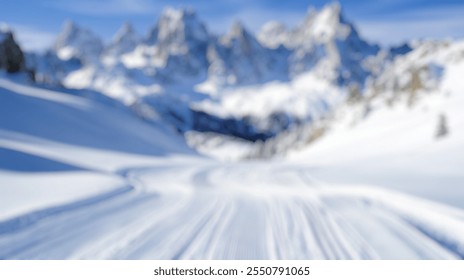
[214,3,464,45]
[8,2,464,51]
[356,5,464,45]
[47,0,160,16]
[9,24,55,51]
[358,19,463,46]
[208,8,304,35]
[374,4,464,21]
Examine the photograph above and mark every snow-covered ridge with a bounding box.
[39,3,381,89]
[54,20,103,62]
[22,3,387,146]
[105,22,140,57]
[290,38,464,164]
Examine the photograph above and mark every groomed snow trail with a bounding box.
[1,162,463,260]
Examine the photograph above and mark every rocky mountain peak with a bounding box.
[54,20,103,62]
[221,21,261,51]
[0,25,25,73]
[257,21,289,49]
[146,7,209,47]
[294,2,350,44]
[106,22,139,55]
[114,22,136,41]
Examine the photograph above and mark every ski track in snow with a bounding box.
[0,162,463,260]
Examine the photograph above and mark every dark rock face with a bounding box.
[0,30,25,73]
[389,43,413,57]
[190,110,272,142]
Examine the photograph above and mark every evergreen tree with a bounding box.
[436,114,449,139]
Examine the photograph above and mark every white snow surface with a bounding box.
[2,5,464,260]
[0,73,194,221]
[288,39,464,209]
[194,72,344,120]
[2,70,464,259]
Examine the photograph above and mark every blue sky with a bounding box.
[1,0,464,51]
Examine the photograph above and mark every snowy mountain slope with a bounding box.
[3,45,464,259]
[287,39,464,208]
[119,7,210,83]
[198,39,463,161]
[0,73,194,221]
[2,158,464,259]
[3,0,464,261]
[258,3,380,84]
[105,22,140,58]
[54,21,103,62]
[25,3,386,145]
[207,22,289,85]
[0,75,191,156]
[26,50,81,85]
[2,2,464,261]
[194,72,344,135]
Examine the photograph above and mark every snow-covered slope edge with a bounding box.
[0,73,196,221]
[287,39,464,208]
[2,70,464,259]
